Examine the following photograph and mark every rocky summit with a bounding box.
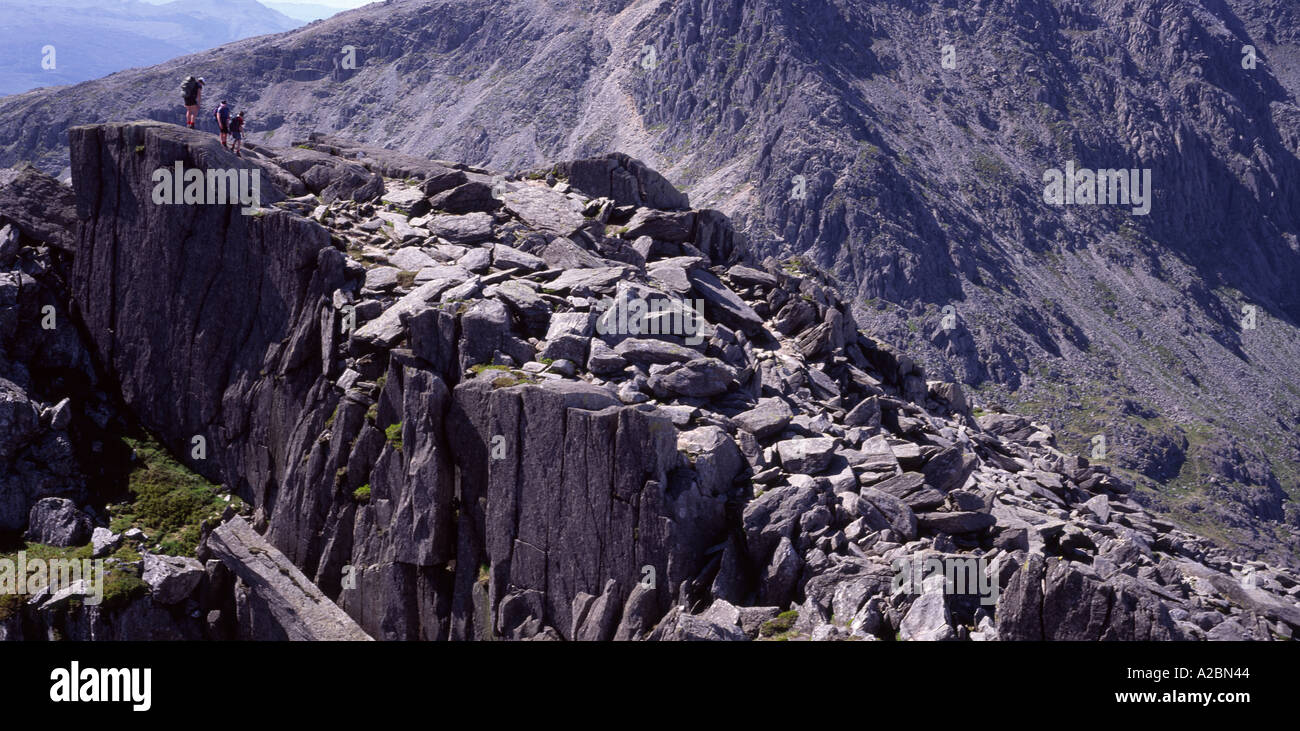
[0,120,1296,641]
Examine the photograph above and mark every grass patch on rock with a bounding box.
[385,422,403,451]
[0,541,150,618]
[106,434,227,557]
[758,609,799,639]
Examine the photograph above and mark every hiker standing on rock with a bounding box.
[214,100,232,149]
[181,76,205,128]
[229,112,246,157]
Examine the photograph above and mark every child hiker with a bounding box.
[229,112,246,157]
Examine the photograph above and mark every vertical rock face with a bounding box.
[471,380,727,638]
[996,555,1182,641]
[70,121,332,486]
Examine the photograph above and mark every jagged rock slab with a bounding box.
[556,153,689,211]
[686,268,764,336]
[208,517,372,641]
[353,279,455,349]
[499,185,589,236]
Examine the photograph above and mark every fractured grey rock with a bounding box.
[900,592,955,641]
[491,243,547,272]
[208,517,372,640]
[623,208,696,242]
[353,279,455,350]
[557,153,689,211]
[872,472,945,510]
[142,552,204,605]
[493,280,551,333]
[734,398,793,439]
[500,185,588,236]
[586,338,627,375]
[430,181,499,213]
[549,266,626,296]
[426,212,494,244]
[743,481,818,567]
[686,267,764,336]
[647,358,735,398]
[917,511,996,534]
[388,247,436,272]
[24,498,92,547]
[727,265,777,289]
[760,536,801,607]
[677,426,743,496]
[775,437,837,474]
[364,266,401,290]
[860,488,917,542]
[650,603,747,641]
[573,579,621,641]
[844,396,881,428]
[91,527,122,558]
[457,246,492,272]
[1083,494,1111,523]
[615,337,698,365]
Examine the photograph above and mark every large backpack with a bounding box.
[181,76,198,98]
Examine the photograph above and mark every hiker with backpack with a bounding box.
[214,100,231,148]
[229,112,246,157]
[181,76,205,128]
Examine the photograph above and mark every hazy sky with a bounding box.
[136,0,377,6]
[250,0,375,6]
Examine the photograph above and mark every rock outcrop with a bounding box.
[2,121,1298,641]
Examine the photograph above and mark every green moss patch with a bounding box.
[106,434,227,557]
[759,610,799,638]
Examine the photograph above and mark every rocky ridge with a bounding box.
[1,121,1297,640]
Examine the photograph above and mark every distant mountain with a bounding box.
[0,0,302,96]
[261,1,356,22]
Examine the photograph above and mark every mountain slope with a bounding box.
[0,0,1297,563]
